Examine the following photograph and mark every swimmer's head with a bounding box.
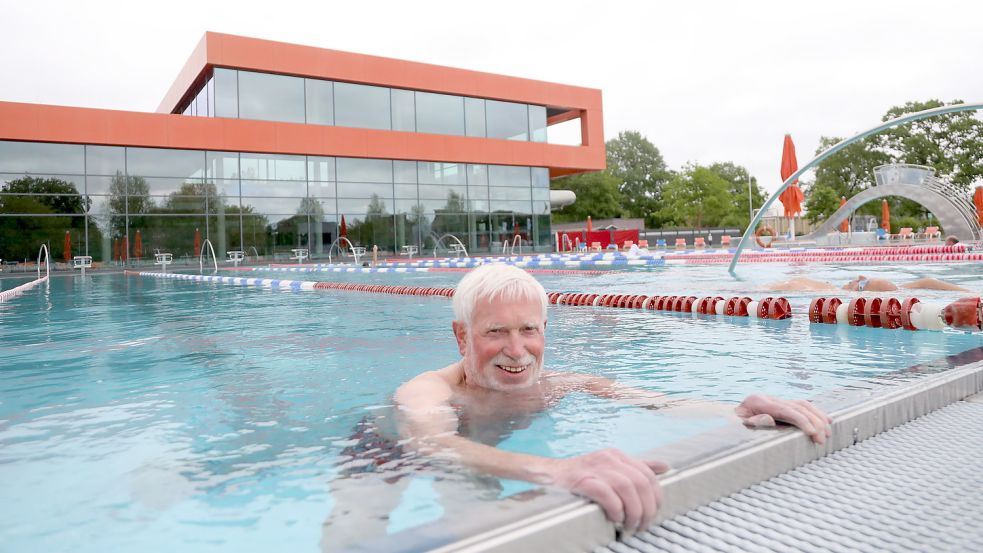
[843,275,868,291]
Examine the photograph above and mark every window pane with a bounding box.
[86,146,125,176]
[307,156,335,182]
[240,179,307,197]
[337,181,393,198]
[394,183,417,198]
[194,87,207,119]
[0,141,84,174]
[207,151,239,179]
[239,153,306,181]
[391,89,415,132]
[394,160,416,183]
[418,162,466,185]
[490,186,530,201]
[465,98,486,138]
[305,79,334,125]
[416,92,464,136]
[238,71,305,123]
[338,197,393,213]
[532,167,549,188]
[214,68,238,118]
[206,76,215,117]
[336,158,392,183]
[489,165,531,187]
[418,184,466,200]
[334,82,391,130]
[490,200,532,213]
[127,148,205,179]
[308,181,336,198]
[466,164,488,185]
[529,105,547,143]
[486,100,528,141]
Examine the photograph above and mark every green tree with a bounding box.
[706,162,767,228]
[803,184,841,225]
[605,131,671,219]
[877,99,983,189]
[549,172,623,224]
[811,136,889,198]
[655,165,732,228]
[0,177,89,260]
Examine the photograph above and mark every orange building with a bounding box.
[0,32,603,263]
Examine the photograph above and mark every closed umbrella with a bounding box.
[339,215,347,237]
[778,134,804,239]
[64,231,71,263]
[134,230,143,259]
[881,199,890,232]
[586,215,593,233]
[974,186,983,226]
[121,235,129,262]
[194,227,202,256]
[113,238,120,263]
[839,197,849,232]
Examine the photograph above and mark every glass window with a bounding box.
[486,100,529,141]
[305,79,334,125]
[0,173,83,194]
[532,167,550,188]
[490,200,532,213]
[206,152,239,179]
[489,165,531,187]
[532,187,550,203]
[127,148,205,179]
[308,181,336,198]
[466,164,488,185]
[337,181,393,198]
[529,105,547,143]
[418,184,466,200]
[465,98,486,138]
[419,162,466,185]
[307,156,335,182]
[238,71,305,123]
[194,86,208,118]
[209,179,240,201]
[0,141,84,174]
[239,153,306,181]
[336,158,392,183]
[338,197,393,213]
[394,199,420,214]
[394,183,417,198]
[213,68,238,118]
[240,179,307,197]
[82,175,116,196]
[86,146,125,176]
[394,160,416,183]
[334,82,391,130]
[490,186,530,201]
[416,92,464,136]
[391,89,415,132]
[140,177,205,198]
[206,76,215,117]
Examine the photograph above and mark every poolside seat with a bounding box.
[590,241,602,252]
[622,240,634,251]
[655,239,667,248]
[720,235,732,247]
[922,226,941,240]
[876,228,888,241]
[895,227,914,241]
[606,243,618,251]
[675,238,686,249]
[637,239,649,250]
[694,237,706,249]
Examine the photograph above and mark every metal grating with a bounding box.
[599,401,983,553]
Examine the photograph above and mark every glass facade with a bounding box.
[180,69,548,143]
[0,141,551,265]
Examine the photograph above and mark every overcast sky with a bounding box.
[4,0,982,195]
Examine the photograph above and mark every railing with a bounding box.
[327,237,362,265]
[510,234,524,256]
[0,243,51,303]
[432,234,469,258]
[199,239,218,274]
[559,234,573,253]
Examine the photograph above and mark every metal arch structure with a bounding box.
[728,101,983,276]
[802,183,978,241]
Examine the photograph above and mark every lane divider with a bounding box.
[808,296,983,331]
[0,275,49,303]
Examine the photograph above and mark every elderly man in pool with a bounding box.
[393,263,831,534]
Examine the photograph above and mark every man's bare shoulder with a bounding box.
[395,362,463,408]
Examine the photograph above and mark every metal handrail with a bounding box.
[327,236,360,265]
[199,239,218,274]
[510,234,523,256]
[433,234,468,258]
[37,243,50,279]
[730,101,983,275]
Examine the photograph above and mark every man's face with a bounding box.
[453,295,545,392]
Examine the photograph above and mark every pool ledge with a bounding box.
[433,355,983,553]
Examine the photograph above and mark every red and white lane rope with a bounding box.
[0,275,49,303]
[808,295,983,331]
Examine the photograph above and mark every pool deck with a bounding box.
[434,351,983,553]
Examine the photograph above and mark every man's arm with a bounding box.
[551,372,832,445]
[394,369,669,533]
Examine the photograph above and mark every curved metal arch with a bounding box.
[729,101,983,275]
[803,183,976,240]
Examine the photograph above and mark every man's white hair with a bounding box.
[452,264,548,326]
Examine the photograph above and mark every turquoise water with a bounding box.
[1,262,982,552]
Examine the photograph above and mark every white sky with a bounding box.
[4,0,982,195]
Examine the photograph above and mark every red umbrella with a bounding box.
[121,235,129,261]
[513,221,520,236]
[974,186,983,226]
[778,134,804,218]
[339,215,347,237]
[881,199,891,232]
[586,215,593,233]
[839,197,849,232]
[63,231,71,263]
[193,228,202,255]
[134,230,143,259]
[113,238,120,263]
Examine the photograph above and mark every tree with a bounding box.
[803,184,841,225]
[549,172,623,224]
[655,165,732,228]
[0,177,92,260]
[877,99,983,189]
[706,162,767,228]
[811,136,889,198]
[605,131,671,218]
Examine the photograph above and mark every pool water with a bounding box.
[1,261,981,552]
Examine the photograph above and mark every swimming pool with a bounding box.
[1,261,981,552]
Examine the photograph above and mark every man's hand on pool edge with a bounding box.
[735,394,832,444]
[547,449,670,533]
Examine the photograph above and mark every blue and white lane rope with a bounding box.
[126,271,317,290]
